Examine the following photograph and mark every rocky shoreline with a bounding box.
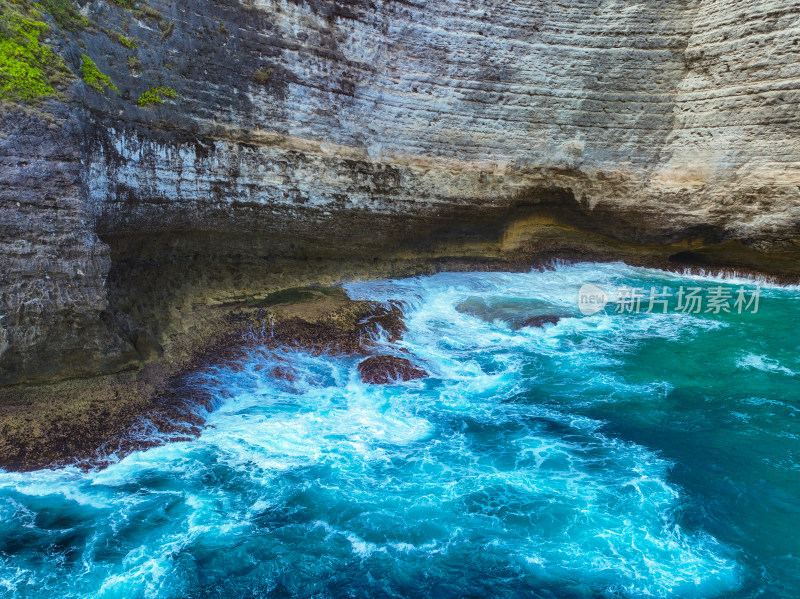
[2,251,795,473]
[0,285,416,472]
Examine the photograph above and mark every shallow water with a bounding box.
[1,263,799,598]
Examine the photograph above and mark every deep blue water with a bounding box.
[1,263,799,598]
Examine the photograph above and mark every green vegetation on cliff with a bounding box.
[252,68,271,84]
[104,28,137,49]
[127,55,141,74]
[0,0,70,103]
[137,85,177,106]
[80,54,117,93]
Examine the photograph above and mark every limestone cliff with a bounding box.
[2,0,800,387]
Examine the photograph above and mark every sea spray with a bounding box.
[2,263,800,597]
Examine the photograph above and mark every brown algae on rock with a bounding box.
[358,355,428,385]
[0,286,408,472]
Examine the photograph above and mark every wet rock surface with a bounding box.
[515,314,565,329]
[358,355,428,385]
[266,301,406,356]
[456,296,570,330]
[269,366,297,383]
[0,287,409,471]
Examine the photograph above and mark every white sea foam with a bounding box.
[736,353,796,376]
[0,264,749,598]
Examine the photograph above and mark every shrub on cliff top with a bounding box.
[136,85,177,106]
[80,54,118,93]
[0,0,71,103]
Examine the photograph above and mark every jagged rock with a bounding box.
[270,366,297,383]
[267,300,406,355]
[358,355,428,385]
[516,315,565,329]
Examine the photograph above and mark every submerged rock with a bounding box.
[515,314,566,329]
[358,355,428,385]
[456,297,569,330]
[270,366,298,383]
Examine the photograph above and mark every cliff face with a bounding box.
[2,0,800,386]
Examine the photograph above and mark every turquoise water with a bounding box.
[1,263,799,598]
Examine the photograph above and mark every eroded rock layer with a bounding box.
[1,0,800,387]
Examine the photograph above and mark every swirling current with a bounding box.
[1,263,799,598]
